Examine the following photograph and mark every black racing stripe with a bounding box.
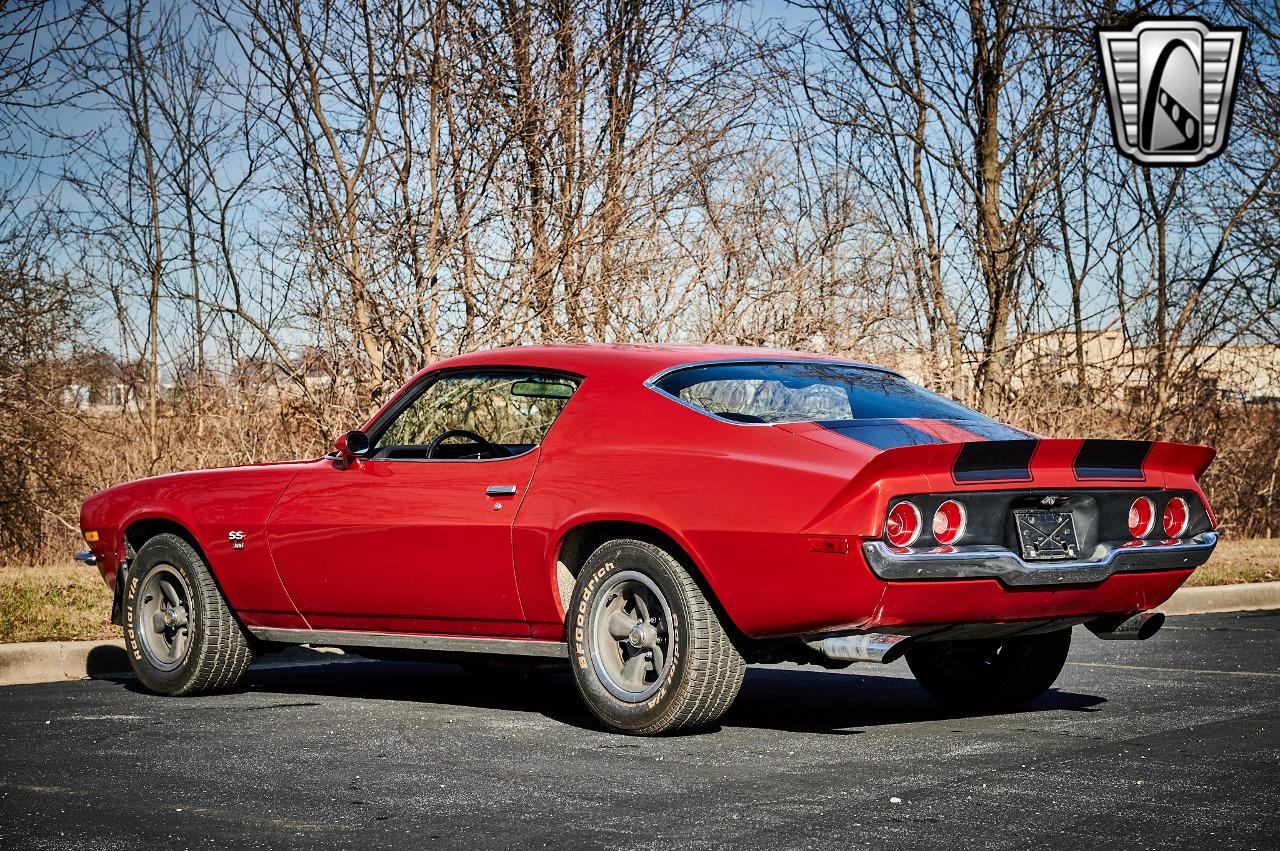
[817,419,945,450]
[952,439,1037,482]
[1074,439,1152,480]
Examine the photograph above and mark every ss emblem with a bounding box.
[227,530,246,550]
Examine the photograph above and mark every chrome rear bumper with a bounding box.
[862,531,1218,586]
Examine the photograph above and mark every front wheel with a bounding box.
[123,533,254,695]
[905,629,1072,710]
[567,539,745,735]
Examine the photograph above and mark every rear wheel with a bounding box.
[567,539,745,735]
[905,629,1072,710]
[123,533,254,695]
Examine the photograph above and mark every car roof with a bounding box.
[421,343,897,381]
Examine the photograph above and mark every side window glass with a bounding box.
[374,372,578,460]
[680,379,852,422]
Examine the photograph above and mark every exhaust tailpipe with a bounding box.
[807,633,911,664]
[1086,611,1166,641]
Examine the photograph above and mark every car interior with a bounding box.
[368,372,579,461]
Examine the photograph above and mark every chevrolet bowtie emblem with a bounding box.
[1096,18,1246,166]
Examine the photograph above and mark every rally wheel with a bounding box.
[566,539,745,735]
[123,533,254,695]
[905,629,1072,710]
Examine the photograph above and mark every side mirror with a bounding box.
[334,430,370,467]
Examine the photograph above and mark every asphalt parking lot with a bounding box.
[1,612,1277,850]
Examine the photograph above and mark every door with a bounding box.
[266,369,580,636]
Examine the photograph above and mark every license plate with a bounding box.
[1013,509,1080,561]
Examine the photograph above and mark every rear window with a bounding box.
[651,361,988,424]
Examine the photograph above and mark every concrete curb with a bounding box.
[0,640,130,686]
[1161,580,1280,616]
[0,640,352,687]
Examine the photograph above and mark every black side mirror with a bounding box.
[334,430,370,467]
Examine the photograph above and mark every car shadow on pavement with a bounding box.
[119,659,1106,736]
[120,659,593,724]
[721,666,1107,734]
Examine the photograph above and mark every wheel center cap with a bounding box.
[627,624,648,648]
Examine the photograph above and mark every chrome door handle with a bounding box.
[486,485,517,497]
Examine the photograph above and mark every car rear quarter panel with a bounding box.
[80,462,312,629]
[513,370,889,639]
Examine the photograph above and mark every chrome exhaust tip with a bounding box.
[807,632,912,664]
[1086,611,1166,641]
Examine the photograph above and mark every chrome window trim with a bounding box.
[363,447,539,465]
[642,357,905,427]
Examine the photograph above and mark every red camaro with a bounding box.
[77,344,1218,734]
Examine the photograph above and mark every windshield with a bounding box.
[652,361,990,425]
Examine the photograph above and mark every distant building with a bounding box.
[1017,330,1280,404]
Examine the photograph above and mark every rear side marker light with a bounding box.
[932,500,966,545]
[807,536,849,555]
[886,501,921,547]
[1127,497,1155,538]
[1163,497,1189,538]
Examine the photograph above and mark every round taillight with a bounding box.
[1127,497,1155,538]
[886,501,921,547]
[932,500,966,545]
[1163,497,1189,537]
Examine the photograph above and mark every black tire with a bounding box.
[906,628,1072,710]
[123,533,253,695]
[566,539,745,735]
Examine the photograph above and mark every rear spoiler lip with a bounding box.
[949,438,1216,485]
[799,437,1217,535]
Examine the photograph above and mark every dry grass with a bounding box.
[0,564,116,643]
[1,538,1277,643]
[1187,537,1280,587]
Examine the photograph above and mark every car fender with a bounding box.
[79,464,312,629]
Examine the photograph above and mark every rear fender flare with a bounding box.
[547,512,736,632]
